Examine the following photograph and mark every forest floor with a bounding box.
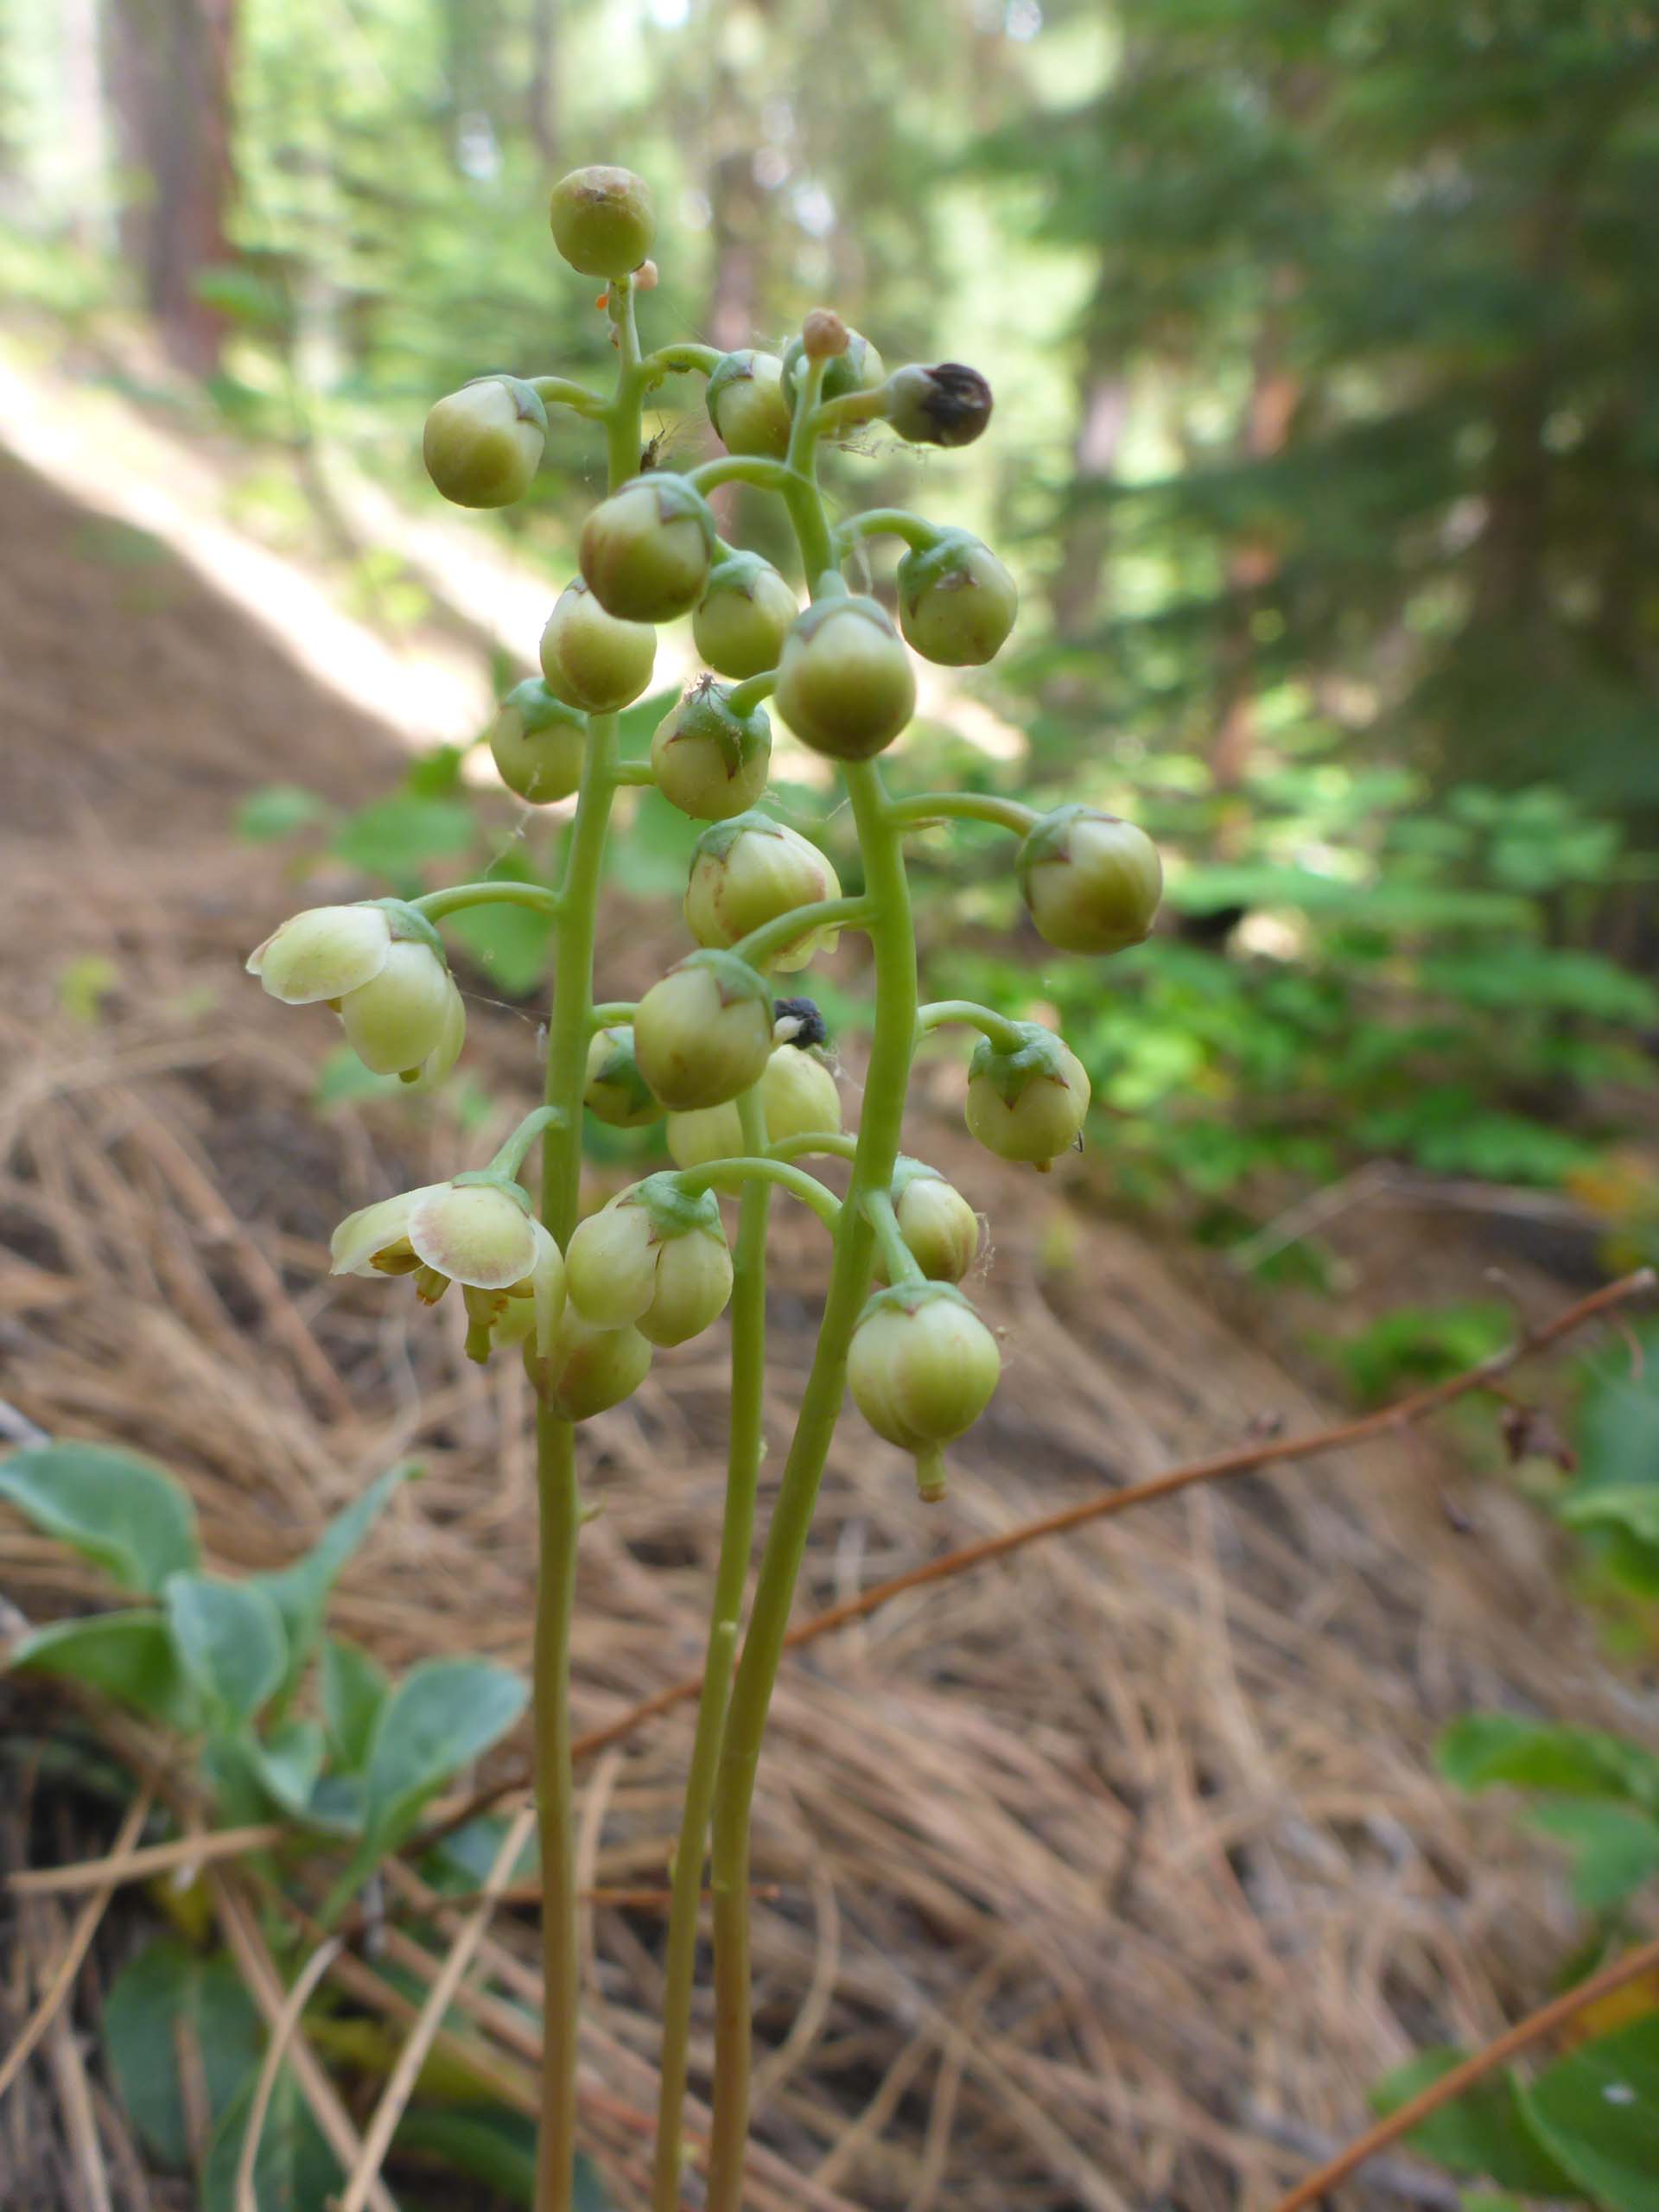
[0,390,1651,2212]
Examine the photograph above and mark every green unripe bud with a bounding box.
[772,595,916,761]
[882,362,994,449]
[1018,807,1164,955]
[651,683,772,820]
[579,474,715,622]
[633,950,774,1109]
[664,1043,842,1169]
[847,1282,1001,1499]
[888,1160,980,1284]
[896,531,1018,668]
[964,1024,1090,1169]
[548,165,655,279]
[706,351,793,461]
[691,553,798,679]
[583,1025,662,1128]
[784,328,885,405]
[423,376,546,509]
[540,579,656,715]
[683,813,840,975]
[566,1177,733,1347]
[487,678,588,804]
[531,1307,652,1421]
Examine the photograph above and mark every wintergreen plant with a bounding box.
[246,167,1163,2212]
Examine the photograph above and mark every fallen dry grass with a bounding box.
[2,444,1652,2211]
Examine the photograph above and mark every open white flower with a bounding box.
[247,903,464,1083]
[330,1177,564,1362]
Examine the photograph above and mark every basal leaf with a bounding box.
[9,1611,200,1729]
[164,1576,287,1726]
[254,1462,415,1694]
[1436,1715,1659,1812]
[200,2065,343,2212]
[0,1442,199,1595]
[1522,2017,1659,2212]
[362,1656,527,1854]
[321,1634,390,1771]
[1369,2050,1580,2196]
[104,1940,263,2169]
[1526,1801,1659,1915]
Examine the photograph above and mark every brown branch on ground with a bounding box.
[423,1265,1656,1848]
[1268,1928,1659,2212]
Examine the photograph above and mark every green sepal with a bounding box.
[670,945,772,1012]
[630,1170,725,1241]
[789,592,898,649]
[448,1169,535,1214]
[359,898,446,960]
[691,808,788,865]
[462,372,549,438]
[670,685,771,779]
[589,1028,657,1118]
[707,351,764,422]
[617,469,717,549]
[1017,804,1120,879]
[499,676,588,736]
[855,1279,976,1329]
[895,527,977,612]
[968,1022,1074,1105]
[702,549,780,603]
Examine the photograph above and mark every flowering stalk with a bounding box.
[248,163,1166,2212]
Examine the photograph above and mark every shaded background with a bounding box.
[3,3,1659,2209]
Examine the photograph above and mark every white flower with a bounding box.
[247,905,465,1082]
[330,1178,564,1361]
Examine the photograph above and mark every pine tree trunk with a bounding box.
[104,0,237,378]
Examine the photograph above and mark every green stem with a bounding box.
[415,880,562,922]
[837,505,943,553]
[588,1001,638,1030]
[730,894,873,973]
[704,758,917,2212]
[650,1085,770,2212]
[489,1105,563,1182]
[677,1157,842,1231]
[723,671,778,718]
[886,791,1038,838]
[615,759,658,786]
[687,454,795,499]
[767,1130,858,1163]
[916,998,1029,1053]
[864,1186,925,1287]
[641,341,723,385]
[531,266,645,2212]
[528,374,607,418]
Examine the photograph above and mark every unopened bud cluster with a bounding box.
[251,162,1166,1501]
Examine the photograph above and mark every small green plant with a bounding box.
[231,168,1162,2210]
[1368,1711,1659,2212]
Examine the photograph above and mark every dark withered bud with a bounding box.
[884,362,994,449]
[772,995,829,1050]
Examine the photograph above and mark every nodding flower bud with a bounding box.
[784,327,884,405]
[565,1175,734,1346]
[896,531,1018,668]
[665,1041,842,1170]
[583,1025,663,1128]
[488,678,588,804]
[683,813,841,974]
[548,165,655,279]
[706,350,793,461]
[332,1174,564,1363]
[579,473,715,622]
[540,579,656,714]
[885,1159,981,1284]
[651,682,772,821]
[692,552,798,680]
[882,362,994,449]
[423,377,547,510]
[772,595,916,761]
[847,1281,1001,1500]
[531,1307,652,1421]
[632,949,774,1109]
[802,308,849,360]
[964,1023,1090,1170]
[247,901,464,1084]
[1018,806,1163,956]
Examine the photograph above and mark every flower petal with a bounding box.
[249,906,391,1004]
[339,942,454,1075]
[408,1181,538,1290]
[329,1186,437,1276]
